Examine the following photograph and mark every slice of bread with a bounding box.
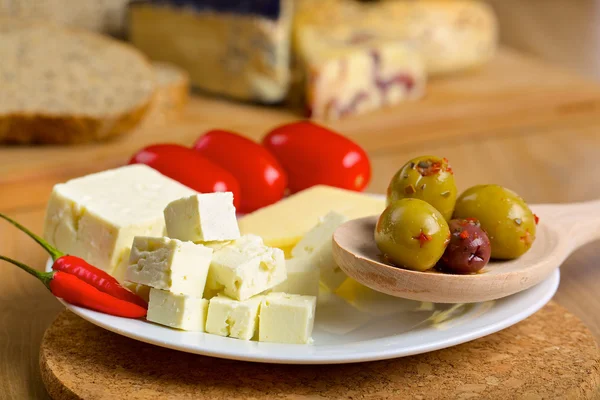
[146,61,190,122]
[0,0,130,36]
[0,19,156,144]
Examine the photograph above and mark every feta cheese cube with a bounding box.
[43,165,197,279]
[126,237,212,296]
[291,211,348,290]
[259,293,317,344]
[205,294,263,340]
[123,281,151,303]
[272,257,319,296]
[147,288,209,331]
[164,193,240,242]
[209,235,286,300]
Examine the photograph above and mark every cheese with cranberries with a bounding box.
[296,26,425,119]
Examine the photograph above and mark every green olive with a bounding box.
[375,198,451,272]
[453,184,537,259]
[386,155,457,220]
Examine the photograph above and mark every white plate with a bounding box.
[45,258,559,364]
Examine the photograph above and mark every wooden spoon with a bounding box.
[332,200,600,303]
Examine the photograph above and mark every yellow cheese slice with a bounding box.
[238,185,385,249]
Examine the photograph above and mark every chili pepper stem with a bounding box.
[0,213,63,261]
[0,255,53,288]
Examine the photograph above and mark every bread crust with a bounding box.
[0,99,152,145]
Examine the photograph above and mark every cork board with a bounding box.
[40,301,600,399]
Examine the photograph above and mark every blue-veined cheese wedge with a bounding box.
[129,0,292,103]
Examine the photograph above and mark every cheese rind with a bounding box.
[147,288,209,331]
[208,235,286,301]
[205,294,263,340]
[43,165,197,279]
[259,293,317,344]
[291,211,348,290]
[129,0,293,103]
[271,257,320,296]
[238,185,385,249]
[126,237,212,297]
[164,193,240,242]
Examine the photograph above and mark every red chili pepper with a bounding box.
[262,121,371,193]
[0,213,148,312]
[53,255,147,308]
[412,231,433,248]
[0,255,146,318]
[193,130,287,213]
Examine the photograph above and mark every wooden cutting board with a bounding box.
[40,302,600,399]
[3,48,600,214]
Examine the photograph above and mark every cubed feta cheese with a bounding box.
[123,281,151,303]
[259,293,317,344]
[291,211,348,290]
[205,294,263,340]
[43,165,197,280]
[271,257,319,296]
[209,235,286,301]
[147,288,209,331]
[164,193,240,242]
[126,237,212,296]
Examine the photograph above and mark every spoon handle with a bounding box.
[533,199,600,251]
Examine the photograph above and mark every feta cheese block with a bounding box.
[129,0,293,103]
[207,235,286,301]
[292,211,348,290]
[238,185,386,249]
[295,27,425,119]
[147,288,209,331]
[271,257,320,296]
[259,293,317,344]
[43,165,197,280]
[205,294,263,340]
[126,237,213,297]
[164,193,240,242]
[294,0,498,76]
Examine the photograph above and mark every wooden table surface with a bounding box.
[1,50,600,399]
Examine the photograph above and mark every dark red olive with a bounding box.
[439,219,491,274]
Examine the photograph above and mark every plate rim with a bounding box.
[45,258,559,364]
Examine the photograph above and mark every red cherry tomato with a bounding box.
[193,130,287,213]
[262,121,371,193]
[129,144,241,208]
